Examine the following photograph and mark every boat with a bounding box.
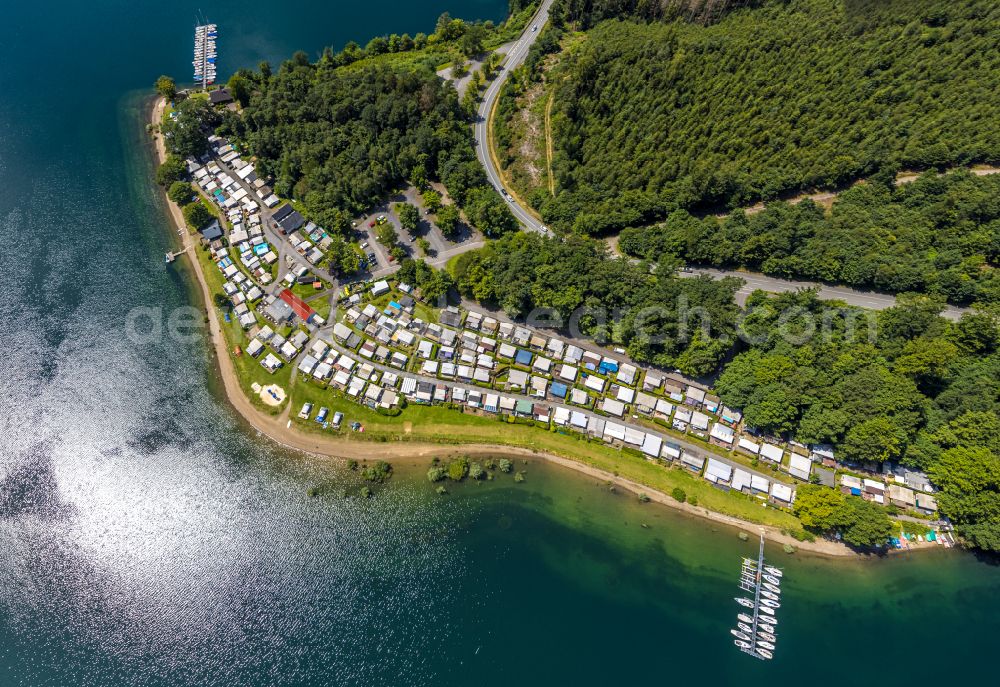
[763,574,781,586]
[758,631,776,643]
[761,599,780,609]
[759,605,775,616]
[734,640,752,650]
[738,622,753,633]
[755,648,773,660]
[737,613,754,624]
[758,624,775,636]
[763,582,781,594]
[761,590,779,601]
[731,629,750,641]
[735,598,754,608]
[765,566,782,578]
[757,640,775,650]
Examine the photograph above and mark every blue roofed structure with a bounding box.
[551,382,568,398]
[515,349,533,366]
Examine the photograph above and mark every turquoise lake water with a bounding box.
[0,1,998,685]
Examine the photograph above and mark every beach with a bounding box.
[150,95,879,558]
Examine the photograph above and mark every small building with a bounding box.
[709,422,735,446]
[601,398,625,417]
[788,453,812,481]
[705,458,733,485]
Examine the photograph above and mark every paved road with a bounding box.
[681,267,970,321]
[474,0,553,237]
[315,329,793,492]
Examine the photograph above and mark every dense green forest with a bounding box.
[216,6,538,237]
[450,233,742,375]
[517,0,1000,233]
[619,171,1000,305]
[550,0,761,26]
[714,289,1000,550]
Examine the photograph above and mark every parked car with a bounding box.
[332,411,344,428]
[316,407,329,424]
[360,241,369,250]
[298,402,313,419]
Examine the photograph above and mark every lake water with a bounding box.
[0,1,998,685]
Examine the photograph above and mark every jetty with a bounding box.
[732,533,782,661]
[165,250,185,264]
[193,21,218,88]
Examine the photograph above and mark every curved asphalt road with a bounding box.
[473,0,970,322]
[475,0,553,236]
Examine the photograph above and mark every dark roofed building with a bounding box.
[209,88,234,105]
[199,219,224,242]
[271,204,294,223]
[277,210,305,234]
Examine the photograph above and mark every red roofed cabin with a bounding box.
[279,289,316,323]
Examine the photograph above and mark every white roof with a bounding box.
[770,483,794,503]
[601,398,625,417]
[641,433,662,457]
[738,437,760,454]
[603,422,626,441]
[584,375,605,393]
[710,423,735,444]
[623,428,645,446]
[760,443,784,462]
[731,469,751,492]
[616,386,635,403]
[705,458,733,482]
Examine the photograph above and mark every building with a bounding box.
[277,289,316,323]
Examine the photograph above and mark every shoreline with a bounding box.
[148,95,923,560]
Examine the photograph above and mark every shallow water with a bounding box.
[0,1,998,685]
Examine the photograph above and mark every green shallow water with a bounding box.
[0,1,998,685]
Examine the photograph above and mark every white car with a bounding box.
[532,25,538,32]
[298,402,313,420]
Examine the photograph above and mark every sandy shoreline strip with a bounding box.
[149,95,869,558]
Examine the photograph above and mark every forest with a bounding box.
[221,14,522,237]
[522,0,1000,233]
[450,233,743,375]
[713,289,1000,550]
[618,171,1000,306]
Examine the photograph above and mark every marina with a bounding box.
[193,21,218,88]
[732,534,783,661]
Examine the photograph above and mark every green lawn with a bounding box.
[283,378,801,530]
[192,241,291,415]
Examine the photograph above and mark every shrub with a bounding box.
[688,495,698,506]
[498,458,513,473]
[427,466,446,482]
[167,181,194,206]
[638,493,651,503]
[469,461,485,480]
[671,487,687,503]
[362,460,393,483]
[155,155,187,186]
[447,457,470,481]
[513,471,525,483]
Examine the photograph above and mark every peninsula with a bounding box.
[150,0,1000,557]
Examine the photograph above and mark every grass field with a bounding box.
[284,379,801,530]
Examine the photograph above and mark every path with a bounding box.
[680,267,970,321]
[474,0,554,236]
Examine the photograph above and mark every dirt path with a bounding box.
[149,96,867,558]
[544,91,555,197]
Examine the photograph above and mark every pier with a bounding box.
[732,533,781,660]
[165,250,185,264]
[193,21,217,89]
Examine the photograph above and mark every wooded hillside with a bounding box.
[619,171,1000,306]
[526,0,1000,233]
